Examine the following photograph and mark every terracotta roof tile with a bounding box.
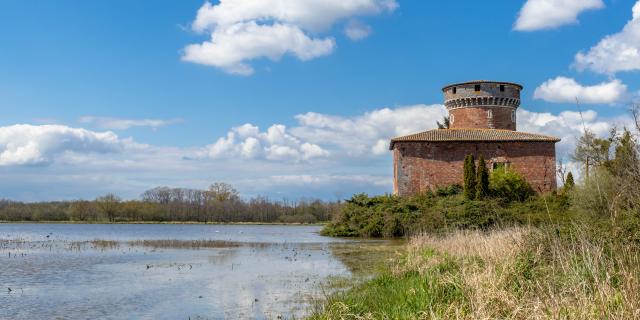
[389,129,560,149]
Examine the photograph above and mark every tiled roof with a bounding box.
[389,129,560,149]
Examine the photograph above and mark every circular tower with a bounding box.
[442,80,522,130]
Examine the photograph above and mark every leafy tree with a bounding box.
[437,116,450,129]
[611,128,638,176]
[463,154,477,200]
[573,129,613,177]
[475,155,489,199]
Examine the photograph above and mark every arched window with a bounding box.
[487,110,493,118]
[511,110,516,122]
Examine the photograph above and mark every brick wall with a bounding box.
[449,107,516,130]
[393,141,557,196]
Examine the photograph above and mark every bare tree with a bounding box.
[96,194,121,222]
[208,182,239,202]
[556,159,568,185]
[68,201,95,221]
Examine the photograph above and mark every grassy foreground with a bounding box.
[311,225,640,319]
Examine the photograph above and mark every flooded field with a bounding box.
[0,224,400,319]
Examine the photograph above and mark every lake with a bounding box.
[0,224,397,319]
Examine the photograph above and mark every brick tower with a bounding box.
[390,80,560,196]
[443,81,522,130]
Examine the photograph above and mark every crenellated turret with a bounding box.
[441,81,522,130]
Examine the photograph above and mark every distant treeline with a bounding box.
[0,183,340,223]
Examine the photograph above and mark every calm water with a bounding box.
[0,224,392,320]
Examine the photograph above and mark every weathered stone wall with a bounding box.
[449,106,516,130]
[392,141,557,196]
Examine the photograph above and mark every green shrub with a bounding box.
[489,167,534,202]
[436,184,462,197]
[322,191,574,238]
[570,168,616,218]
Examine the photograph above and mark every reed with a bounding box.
[311,225,640,319]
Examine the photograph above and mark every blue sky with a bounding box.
[0,0,639,201]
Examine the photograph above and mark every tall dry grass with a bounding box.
[313,226,640,319]
[407,227,640,319]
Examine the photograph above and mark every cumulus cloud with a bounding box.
[205,124,330,161]
[517,108,629,157]
[79,116,182,130]
[0,124,130,166]
[514,0,604,31]
[344,19,373,40]
[183,22,335,75]
[190,0,397,32]
[292,104,447,156]
[533,77,628,104]
[204,104,447,162]
[574,1,640,74]
[182,0,397,75]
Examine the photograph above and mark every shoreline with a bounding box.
[0,220,328,226]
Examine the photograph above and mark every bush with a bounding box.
[489,167,534,202]
[445,200,508,230]
[570,167,618,218]
[436,184,462,197]
[322,191,570,238]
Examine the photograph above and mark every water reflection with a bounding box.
[0,224,400,319]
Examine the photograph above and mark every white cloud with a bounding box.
[344,19,372,40]
[574,1,640,74]
[292,104,447,156]
[514,0,604,31]
[0,124,131,166]
[191,0,397,32]
[182,22,335,75]
[204,104,446,162]
[79,116,182,130]
[517,108,629,157]
[533,77,628,104]
[205,124,329,162]
[182,0,397,75]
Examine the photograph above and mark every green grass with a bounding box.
[311,225,640,319]
[312,259,468,319]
